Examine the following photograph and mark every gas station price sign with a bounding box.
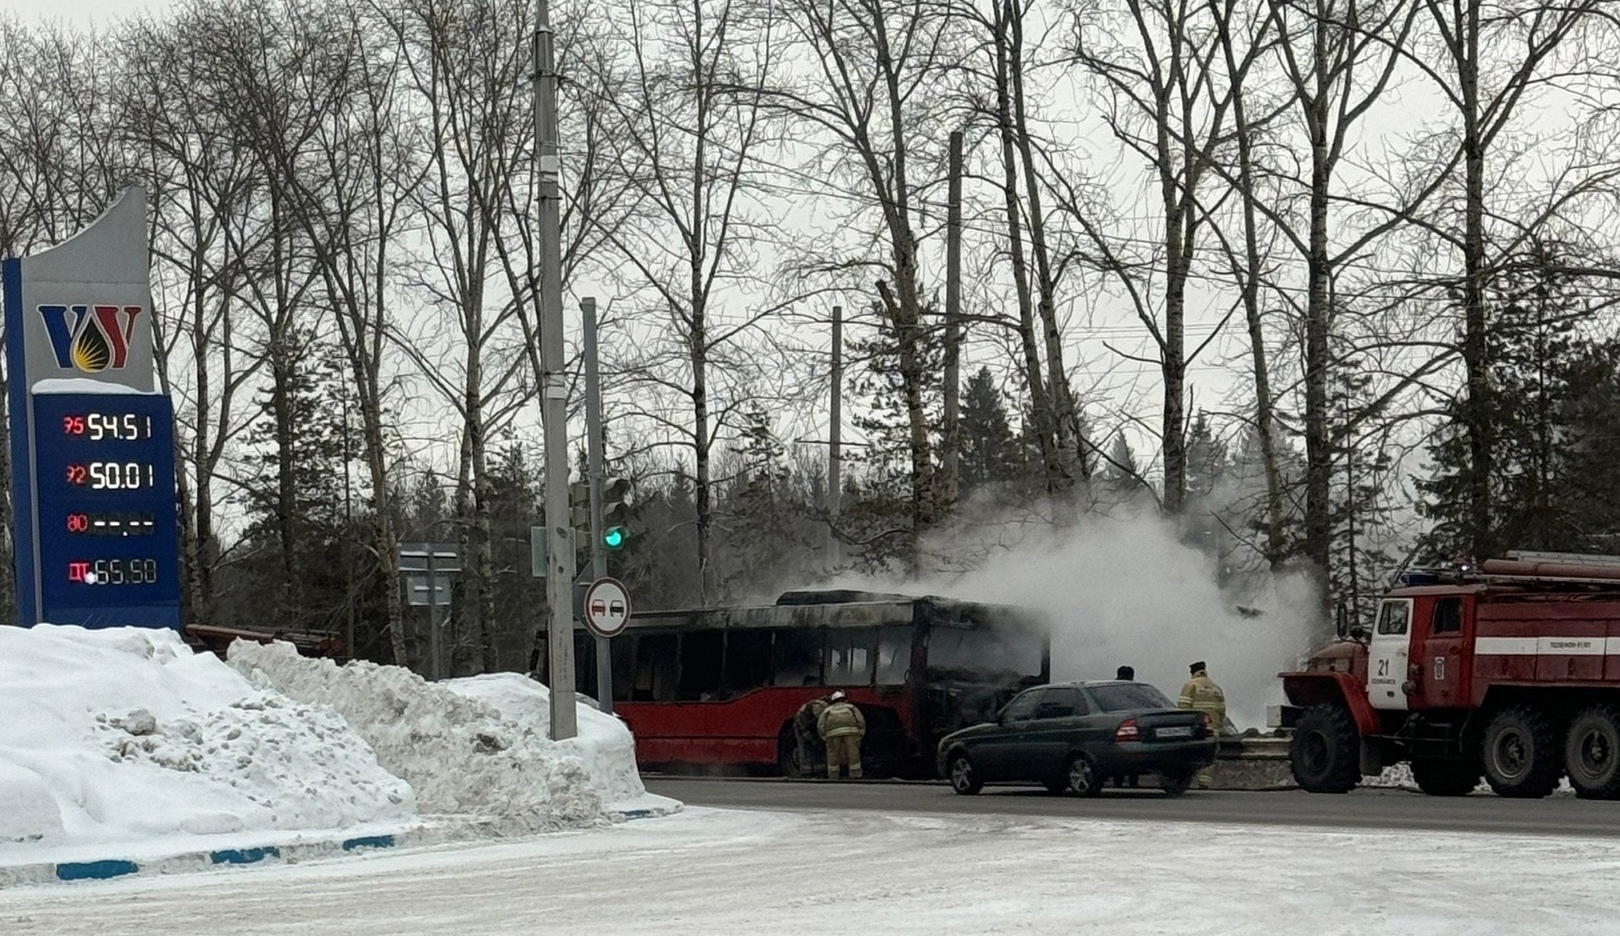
[5,189,181,629]
[32,392,179,624]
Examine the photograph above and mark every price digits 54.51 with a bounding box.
[65,461,156,490]
[61,413,154,441]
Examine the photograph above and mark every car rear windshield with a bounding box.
[1087,683,1173,712]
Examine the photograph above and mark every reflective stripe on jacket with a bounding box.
[1177,673,1226,731]
[817,701,866,739]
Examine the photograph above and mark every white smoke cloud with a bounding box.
[831,506,1325,729]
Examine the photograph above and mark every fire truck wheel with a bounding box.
[1482,704,1561,799]
[1410,758,1481,796]
[1564,705,1620,799]
[1289,704,1360,793]
[947,750,982,795]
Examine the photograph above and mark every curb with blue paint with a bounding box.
[1,800,682,889]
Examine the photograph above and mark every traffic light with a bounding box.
[569,481,591,552]
[601,477,631,550]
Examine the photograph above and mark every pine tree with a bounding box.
[845,300,945,573]
[958,367,1023,495]
[226,334,361,631]
[1419,239,1587,559]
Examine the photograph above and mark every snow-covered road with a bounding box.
[5,806,1617,935]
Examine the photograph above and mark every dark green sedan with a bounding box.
[936,680,1217,796]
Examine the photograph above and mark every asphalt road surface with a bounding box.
[642,775,1620,839]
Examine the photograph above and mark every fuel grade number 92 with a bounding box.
[64,462,156,490]
[68,558,159,586]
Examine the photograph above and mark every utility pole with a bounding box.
[534,0,576,741]
[583,296,613,715]
[942,130,963,507]
[827,304,843,570]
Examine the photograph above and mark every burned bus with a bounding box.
[573,589,1050,777]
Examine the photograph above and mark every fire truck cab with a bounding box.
[1278,551,1620,799]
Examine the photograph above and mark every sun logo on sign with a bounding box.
[38,304,142,374]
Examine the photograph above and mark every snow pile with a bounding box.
[0,625,414,848]
[226,641,648,833]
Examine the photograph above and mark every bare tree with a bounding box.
[751,0,961,572]
[0,21,127,623]
[381,0,554,670]
[579,0,792,601]
[952,0,1080,497]
[117,11,273,621]
[194,0,423,667]
[1067,0,1252,514]
[1409,0,1609,556]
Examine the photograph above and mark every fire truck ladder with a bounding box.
[1469,551,1620,589]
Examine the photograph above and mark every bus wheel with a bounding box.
[1565,705,1620,799]
[1410,758,1480,796]
[947,751,982,795]
[1289,704,1360,794]
[776,724,802,778]
[1482,704,1561,799]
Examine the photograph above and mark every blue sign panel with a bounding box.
[32,393,179,628]
[3,189,179,629]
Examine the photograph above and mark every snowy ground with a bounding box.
[0,624,674,870]
[5,624,1620,935]
[5,805,1620,935]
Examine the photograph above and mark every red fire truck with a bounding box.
[1278,551,1620,799]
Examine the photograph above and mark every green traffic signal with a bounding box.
[603,525,627,550]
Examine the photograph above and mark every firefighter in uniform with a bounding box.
[793,695,831,777]
[817,690,867,780]
[1177,661,1226,789]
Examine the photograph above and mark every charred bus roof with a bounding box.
[622,590,1041,633]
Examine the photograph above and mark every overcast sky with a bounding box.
[0,0,172,27]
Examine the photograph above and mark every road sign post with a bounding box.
[399,542,460,680]
[582,577,631,639]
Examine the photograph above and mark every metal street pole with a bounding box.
[534,0,576,741]
[942,130,963,507]
[583,296,613,715]
[428,552,441,681]
[827,304,842,570]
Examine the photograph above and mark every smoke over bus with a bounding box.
[816,512,1321,731]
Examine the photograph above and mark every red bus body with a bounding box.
[573,590,1049,777]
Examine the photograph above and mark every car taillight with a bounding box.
[1114,718,1140,742]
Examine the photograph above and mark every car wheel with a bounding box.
[1159,771,1194,797]
[948,751,982,795]
[1482,704,1561,799]
[1565,705,1620,799]
[1064,755,1101,797]
[1289,703,1360,794]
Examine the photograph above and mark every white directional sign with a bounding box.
[582,577,632,638]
